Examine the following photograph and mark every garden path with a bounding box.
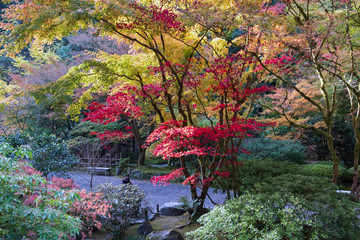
[68,171,227,211]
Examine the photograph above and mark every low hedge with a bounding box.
[239,138,307,164]
[187,193,360,240]
[303,162,347,181]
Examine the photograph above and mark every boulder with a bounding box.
[159,202,185,216]
[146,230,184,240]
[130,170,144,179]
[138,221,154,236]
[130,170,151,179]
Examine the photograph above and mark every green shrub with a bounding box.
[313,161,333,165]
[213,159,301,193]
[303,162,347,181]
[253,174,339,201]
[93,182,146,238]
[187,193,360,240]
[145,142,164,165]
[5,132,78,177]
[4,131,31,147]
[343,167,357,182]
[239,138,307,163]
[0,156,81,239]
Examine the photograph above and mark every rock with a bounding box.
[131,170,145,179]
[126,168,132,175]
[138,221,153,236]
[159,202,185,216]
[146,230,184,240]
[115,167,122,176]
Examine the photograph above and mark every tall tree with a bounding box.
[210,0,357,183]
[1,0,277,208]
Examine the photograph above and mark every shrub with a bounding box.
[239,138,307,163]
[5,132,78,177]
[187,193,360,240]
[303,162,347,181]
[213,159,301,193]
[0,156,82,239]
[145,142,164,165]
[93,182,146,238]
[68,189,111,235]
[4,131,31,147]
[343,167,357,182]
[253,174,339,201]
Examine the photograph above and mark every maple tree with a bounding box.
[209,0,360,186]
[0,0,279,208]
[272,1,360,190]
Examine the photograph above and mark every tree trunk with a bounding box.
[137,148,146,166]
[180,156,198,201]
[131,120,146,166]
[90,172,94,189]
[351,141,359,194]
[351,121,360,195]
[327,134,340,182]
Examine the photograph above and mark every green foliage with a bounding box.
[177,196,205,222]
[303,162,347,182]
[343,167,357,182]
[5,132,77,177]
[192,160,360,239]
[67,121,122,148]
[47,53,152,118]
[253,174,339,201]
[5,131,31,146]
[239,138,307,163]
[187,193,360,240]
[0,141,32,160]
[214,159,301,193]
[93,182,146,238]
[177,196,202,212]
[145,145,163,165]
[0,156,81,239]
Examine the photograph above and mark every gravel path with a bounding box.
[68,171,227,210]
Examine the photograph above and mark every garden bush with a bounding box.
[343,167,357,182]
[145,142,164,165]
[303,162,347,181]
[187,193,360,240]
[4,132,78,177]
[0,155,82,239]
[213,159,302,193]
[239,138,307,163]
[253,174,339,201]
[93,182,146,238]
[4,131,31,147]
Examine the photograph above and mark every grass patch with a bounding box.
[145,158,166,165]
[133,165,177,175]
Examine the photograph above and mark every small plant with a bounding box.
[93,182,146,238]
[68,189,111,235]
[177,196,207,223]
[239,138,307,163]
